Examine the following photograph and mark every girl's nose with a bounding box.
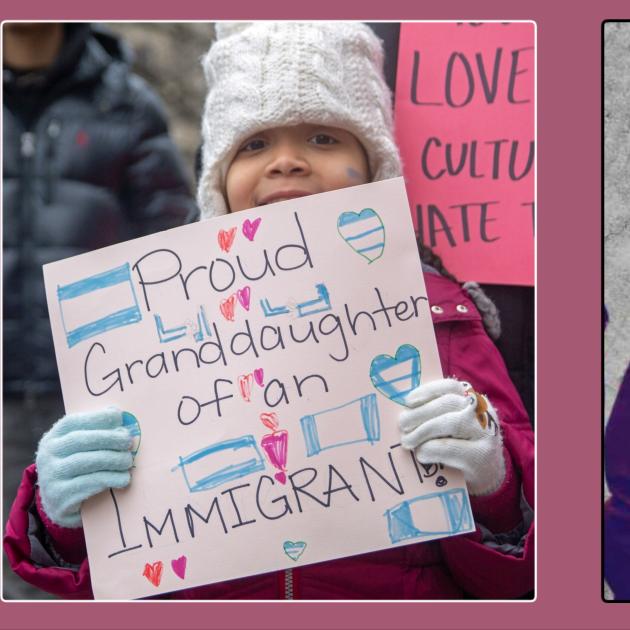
[265,143,311,177]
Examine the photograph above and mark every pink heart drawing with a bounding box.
[261,430,288,482]
[274,471,287,485]
[236,286,251,311]
[254,368,264,387]
[171,555,187,580]
[142,561,164,587]
[242,217,262,241]
[238,373,254,402]
[218,227,237,253]
[219,295,236,321]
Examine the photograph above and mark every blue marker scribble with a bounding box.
[384,489,473,544]
[171,435,265,492]
[154,314,187,343]
[155,306,213,344]
[370,344,421,405]
[193,312,204,342]
[296,283,331,317]
[260,299,290,317]
[260,284,332,318]
[300,394,380,457]
[200,305,212,336]
[192,305,213,342]
[57,263,141,348]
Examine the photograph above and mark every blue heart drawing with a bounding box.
[283,540,307,562]
[337,208,385,263]
[370,344,421,405]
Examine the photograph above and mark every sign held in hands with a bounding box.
[44,177,474,599]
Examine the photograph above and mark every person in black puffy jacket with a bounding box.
[2,22,197,597]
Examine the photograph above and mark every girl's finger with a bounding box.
[399,393,470,432]
[403,378,468,408]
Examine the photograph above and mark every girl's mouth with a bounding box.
[257,190,313,206]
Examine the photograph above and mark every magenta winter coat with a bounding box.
[3,271,535,599]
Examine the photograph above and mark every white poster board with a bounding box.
[43,177,474,599]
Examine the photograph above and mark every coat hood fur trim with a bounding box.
[463,281,501,340]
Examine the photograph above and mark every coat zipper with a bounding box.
[284,568,294,599]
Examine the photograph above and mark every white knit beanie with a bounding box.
[197,21,402,219]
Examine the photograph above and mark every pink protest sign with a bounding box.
[394,22,535,286]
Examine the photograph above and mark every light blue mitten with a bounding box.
[35,408,134,528]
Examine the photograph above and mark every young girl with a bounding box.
[4,22,534,599]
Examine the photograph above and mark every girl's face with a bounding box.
[225,123,370,213]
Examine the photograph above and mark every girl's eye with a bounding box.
[309,134,338,146]
[239,138,267,152]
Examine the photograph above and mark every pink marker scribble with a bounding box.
[236,286,251,311]
[242,217,262,241]
[238,373,254,402]
[254,368,264,387]
[219,295,236,321]
[259,412,288,484]
[218,227,237,253]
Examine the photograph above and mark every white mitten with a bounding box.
[399,378,505,496]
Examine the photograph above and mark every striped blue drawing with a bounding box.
[369,344,421,405]
[171,435,266,492]
[337,208,385,263]
[300,394,380,457]
[385,489,473,544]
[283,540,307,561]
[57,263,142,348]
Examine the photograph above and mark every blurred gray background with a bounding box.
[105,22,214,186]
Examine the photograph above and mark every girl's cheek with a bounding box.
[346,167,363,180]
[346,166,369,183]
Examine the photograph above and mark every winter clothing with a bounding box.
[197,22,402,219]
[3,23,197,396]
[35,409,134,528]
[400,378,505,496]
[4,270,535,600]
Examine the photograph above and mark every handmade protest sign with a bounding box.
[43,177,474,600]
[394,22,535,286]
